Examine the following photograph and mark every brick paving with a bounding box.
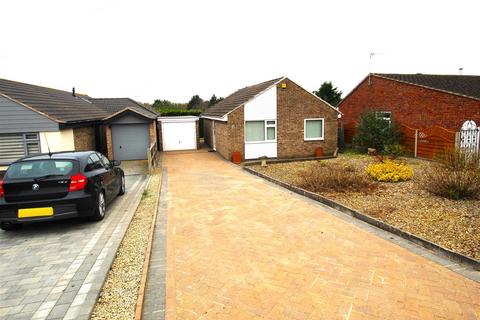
[0,175,147,320]
[162,151,480,320]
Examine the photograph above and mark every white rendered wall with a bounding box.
[40,129,75,153]
[244,85,277,159]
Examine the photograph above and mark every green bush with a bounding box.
[352,111,402,151]
[383,144,405,158]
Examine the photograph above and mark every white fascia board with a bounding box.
[158,116,199,123]
[200,115,228,122]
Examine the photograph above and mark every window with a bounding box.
[24,133,40,155]
[376,111,392,124]
[245,120,276,142]
[6,160,74,179]
[85,153,104,172]
[0,133,41,164]
[304,119,324,140]
[98,153,111,168]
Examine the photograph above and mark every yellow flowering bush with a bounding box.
[366,160,413,182]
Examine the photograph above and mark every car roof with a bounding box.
[13,151,96,163]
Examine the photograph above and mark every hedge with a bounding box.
[157,108,202,117]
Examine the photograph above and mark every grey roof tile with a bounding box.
[88,98,157,119]
[0,78,110,123]
[202,77,284,118]
[375,73,480,100]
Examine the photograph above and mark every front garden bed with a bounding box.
[249,154,480,261]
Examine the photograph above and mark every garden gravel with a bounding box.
[251,154,480,260]
[90,169,162,320]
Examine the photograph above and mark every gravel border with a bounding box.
[243,166,480,276]
[91,169,162,319]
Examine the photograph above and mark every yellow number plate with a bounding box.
[18,207,54,219]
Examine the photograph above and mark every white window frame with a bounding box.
[304,118,325,141]
[376,111,392,124]
[244,120,277,144]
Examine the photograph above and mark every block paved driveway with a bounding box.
[0,175,147,320]
[162,151,480,320]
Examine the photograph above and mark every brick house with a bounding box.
[201,77,339,161]
[339,73,480,142]
[0,78,158,167]
[89,98,158,161]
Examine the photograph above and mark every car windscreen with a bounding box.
[5,160,76,180]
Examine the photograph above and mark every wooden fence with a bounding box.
[147,141,158,174]
[341,122,457,159]
[415,126,456,159]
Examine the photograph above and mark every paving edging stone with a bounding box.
[243,166,480,271]
[134,171,162,319]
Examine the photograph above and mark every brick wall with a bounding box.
[276,79,338,158]
[214,107,245,161]
[340,75,480,131]
[149,121,156,147]
[73,126,95,151]
[105,126,113,160]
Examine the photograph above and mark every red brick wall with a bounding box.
[339,75,480,131]
[214,107,245,161]
[149,121,156,147]
[276,79,338,158]
[105,126,113,160]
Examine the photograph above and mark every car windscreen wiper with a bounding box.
[34,174,65,181]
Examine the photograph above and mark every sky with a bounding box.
[1,0,479,104]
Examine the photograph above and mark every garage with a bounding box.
[111,123,150,160]
[159,116,199,151]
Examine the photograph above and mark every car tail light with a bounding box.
[0,180,4,198]
[69,173,87,192]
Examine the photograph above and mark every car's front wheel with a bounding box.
[90,191,106,221]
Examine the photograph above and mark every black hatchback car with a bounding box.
[0,151,125,231]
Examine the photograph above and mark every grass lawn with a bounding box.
[250,153,480,261]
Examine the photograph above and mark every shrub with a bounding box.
[298,162,376,193]
[366,160,413,182]
[157,108,202,116]
[423,149,480,200]
[423,168,480,200]
[352,111,402,151]
[383,144,405,158]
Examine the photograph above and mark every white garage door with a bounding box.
[162,121,197,151]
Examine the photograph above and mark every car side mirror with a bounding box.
[111,160,121,167]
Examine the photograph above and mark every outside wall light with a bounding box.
[281,83,287,89]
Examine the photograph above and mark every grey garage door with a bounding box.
[111,124,150,160]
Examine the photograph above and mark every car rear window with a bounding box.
[5,160,75,179]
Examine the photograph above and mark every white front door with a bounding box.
[162,121,197,151]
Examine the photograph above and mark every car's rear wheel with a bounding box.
[90,191,106,221]
[119,175,125,196]
[0,222,21,231]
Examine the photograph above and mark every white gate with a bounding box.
[457,120,480,154]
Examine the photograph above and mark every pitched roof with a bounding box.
[0,78,110,123]
[202,77,285,118]
[88,98,157,120]
[374,73,480,101]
